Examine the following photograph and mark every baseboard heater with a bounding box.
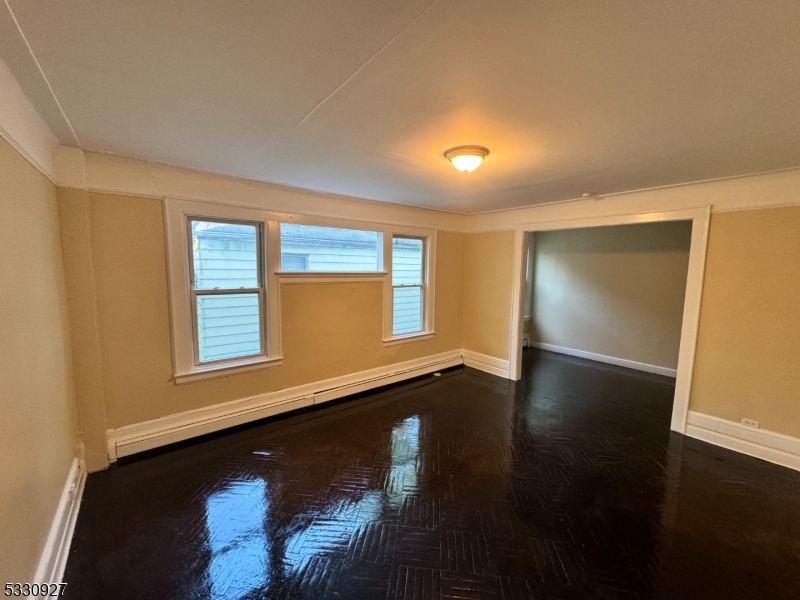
[107,350,464,461]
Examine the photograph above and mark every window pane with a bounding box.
[196,293,261,363]
[281,253,308,270]
[393,287,423,335]
[392,237,423,285]
[192,220,258,290]
[280,224,380,271]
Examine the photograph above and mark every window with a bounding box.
[166,199,282,383]
[280,223,381,272]
[190,220,265,364]
[167,199,438,378]
[281,253,309,271]
[392,236,425,335]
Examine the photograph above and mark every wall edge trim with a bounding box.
[107,349,464,460]
[33,457,86,584]
[529,342,678,378]
[686,411,800,472]
[0,57,58,182]
[462,350,511,379]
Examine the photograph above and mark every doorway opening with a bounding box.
[509,208,710,433]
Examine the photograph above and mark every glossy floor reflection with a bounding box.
[65,349,800,599]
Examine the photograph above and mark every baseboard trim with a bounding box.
[686,411,800,472]
[33,457,86,584]
[107,350,464,460]
[462,350,511,379]
[529,342,677,378]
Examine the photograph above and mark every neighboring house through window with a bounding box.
[190,220,265,364]
[279,224,381,272]
[392,237,425,335]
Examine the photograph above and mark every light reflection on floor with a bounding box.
[282,415,421,574]
[387,415,421,508]
[205,479,270,600]
[202,415,424,597]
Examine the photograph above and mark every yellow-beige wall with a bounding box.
[79,192,464,430]
[531,221,692,370]
[691,206,800,437]
[463,205,800,438]
[0,138,77,580]
[462,230,516,359]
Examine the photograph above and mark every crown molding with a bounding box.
[465,167,800,232]
[0,55,58,182]
[71,150,469,232]
[5,49,796,231]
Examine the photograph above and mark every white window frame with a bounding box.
[165,199,282,384]
[166,201,437,380]
[383,227,436,346]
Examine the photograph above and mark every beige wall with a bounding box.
[531,222,692,369]
[462,230,516,359]
[691,207,800,437]
[80,192,464,429]
[0,138,77,580]
[58,188,109,472]
[463,205,800,438]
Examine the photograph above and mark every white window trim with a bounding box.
[165,199,283,384]
[166,200,438,380]
[276,271,388,284]
[383,227,436,345]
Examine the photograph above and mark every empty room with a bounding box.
[1,2,799,599]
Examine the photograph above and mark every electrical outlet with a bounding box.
[741,418,760,429]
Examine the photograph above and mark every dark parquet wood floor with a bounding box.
[64,349,800,599]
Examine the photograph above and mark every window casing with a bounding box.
[166,200,283,384]
[383,229,436,345]
[166,199,437,381]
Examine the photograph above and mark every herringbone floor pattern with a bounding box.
[65,349,800,599]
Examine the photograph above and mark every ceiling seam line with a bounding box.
[4,0,81,147]
[294,0,441,129]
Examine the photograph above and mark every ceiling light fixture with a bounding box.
[444,145,489,173]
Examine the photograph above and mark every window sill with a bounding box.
[174,356,282,385]
[276,271,388,284]
[383,332,435,346]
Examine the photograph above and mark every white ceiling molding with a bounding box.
[52,145,86,189]
[80,150,468,233]
[465,167,800,233]
[0,54,57,182]
[58,144,800,236]
[3,1,799,213]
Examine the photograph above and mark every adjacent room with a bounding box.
[2,2,799,599]
[521,221,692,420]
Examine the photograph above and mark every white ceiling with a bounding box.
[2,0,799,213]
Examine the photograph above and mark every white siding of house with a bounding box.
[392,239,424,335]
[192,222,262,363]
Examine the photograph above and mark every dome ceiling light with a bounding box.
[444,145,489,173]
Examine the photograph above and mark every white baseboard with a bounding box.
[686,411,800,472]
[33,457,86,584]
[529,342,677,378]
[107,350,464,460]
[462,350,511,379]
